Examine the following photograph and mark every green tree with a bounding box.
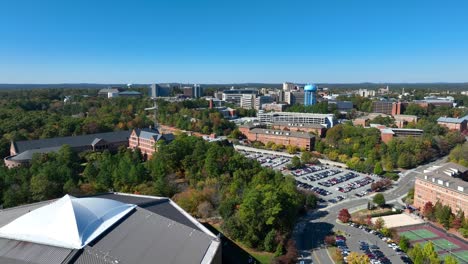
[373,193,386,207]
[291,156,301,169]
[399,236,410,252]
[373,162,384,175]
[264,230,277,252]
[444,255,458,264]
[301,151,313,163]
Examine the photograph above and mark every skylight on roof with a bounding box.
[0,195,136,249]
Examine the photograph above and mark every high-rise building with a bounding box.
[150,84,157,98]
[285,91,305,105]
[240,94,256,109]
[304,84,317,106]
[254,95,274,110]
[221,89,258,105]
[283,82,295,91]
[193,84,202,98]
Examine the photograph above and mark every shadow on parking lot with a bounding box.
[299,221,335,250]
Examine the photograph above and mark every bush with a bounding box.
[264,230,277,252]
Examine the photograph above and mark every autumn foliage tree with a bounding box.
[423,201,435,220]
[324,235,336,246]
[338,208,351,223]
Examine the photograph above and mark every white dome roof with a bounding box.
[0,195,136,249]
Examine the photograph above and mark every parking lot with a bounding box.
[238,150,380,206]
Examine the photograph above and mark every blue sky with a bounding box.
[1,0,467,83]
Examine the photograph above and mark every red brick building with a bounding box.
[128,128,174,159]
[372,101,403,115]
[437,115,468,132]
[270,122,326,137]
[379,127,423,143]
[239,125,315,151]
[414,163,468,214]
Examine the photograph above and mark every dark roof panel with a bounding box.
[0,238,72,264]
[93,193,201,231]
[14,131,132,154]
[75,208,215,264]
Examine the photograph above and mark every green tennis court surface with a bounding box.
[441,250,468,263]
[431,239,459,251]
[399,231,421,241]
[399,229,438,241]
[411,229,438,239]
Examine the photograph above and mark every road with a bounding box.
[294,155,449,264]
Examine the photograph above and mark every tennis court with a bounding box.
[399,229,438,241]
[431,239,460,251]
[441,250,468,263]
[397,224,468,264]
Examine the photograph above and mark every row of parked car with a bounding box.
[337,176,375,193]
[301,168,342,182]
[318,172,359,187]
[335,235,351,261]
[359,241,390,264]
[295,181,332,196]
[348,222,412,264]
[291,165,329,177]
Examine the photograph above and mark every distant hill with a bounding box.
[0,82,467,91]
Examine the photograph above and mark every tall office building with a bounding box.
[283,82,295,91]
[150,84,157,98]
[194,84,202,98]
[304,84,317,106]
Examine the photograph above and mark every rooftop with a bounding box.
[0,193,220,264]
[12,130,132,154]
[250,128,315,139]
[417,162,468,194]
[437,115,468,124]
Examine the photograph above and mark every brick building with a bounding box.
[437,115,468,132]
[372,101,403,115]
[414,163,468,214]
[128,128,174,159]
[379,127,423,143]
[270,122,326,137]
[393,115,418,128]
[239,125,315,151]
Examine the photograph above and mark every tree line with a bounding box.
[315,122,465,174]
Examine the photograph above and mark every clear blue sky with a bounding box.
[1,0,468,83]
